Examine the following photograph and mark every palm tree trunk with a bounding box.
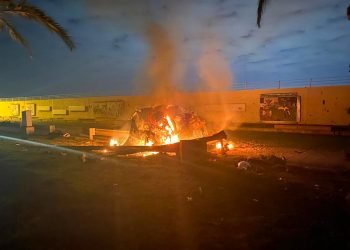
[257,0,269,28]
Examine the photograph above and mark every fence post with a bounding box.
[278,80,281,89]
[309,78,312,87]
[245,82,247,89]
[89,128,96,141]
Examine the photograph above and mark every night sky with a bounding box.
[0,0,349,97]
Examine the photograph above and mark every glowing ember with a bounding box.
[216,142,222,150]
[110,139,119,147]
[145,140,154,146]
[208,139,234,154]
[143,152,159,157]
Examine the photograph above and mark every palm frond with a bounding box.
[257,0,269,28]
[3,2,75,50]
[0,17,31,53]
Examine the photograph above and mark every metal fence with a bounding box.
[0,76,349,101]
[0,94,82,102]
[233,75,350,90]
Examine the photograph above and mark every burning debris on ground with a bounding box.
[128,105,208,146]
[105,130,231,161]
[102,105,237,159]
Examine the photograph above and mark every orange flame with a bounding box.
[110,139,119,147]
[215,142,222,150]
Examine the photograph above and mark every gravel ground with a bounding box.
[0,131,349,249]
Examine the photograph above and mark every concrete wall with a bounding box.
[0,85,349,126]
[185,85,350,126]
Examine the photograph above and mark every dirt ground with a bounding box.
[0,131,349,250]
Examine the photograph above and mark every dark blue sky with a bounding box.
[0,0,349,97]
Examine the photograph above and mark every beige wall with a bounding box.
[0,85,349,126]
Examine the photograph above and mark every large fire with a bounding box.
[140,113,180,146]
[128,105,208,146]
[108,105,234,157]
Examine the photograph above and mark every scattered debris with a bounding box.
[48,131,62,139]
[198,186,203,195]
[63,132,71,138]
[252,199,259,202]
[81,153,87,163]
[186,196,193,202]
[262,155,287,165]
[48,130,71,139]
[247,154,287,172]
[237,161,251,170]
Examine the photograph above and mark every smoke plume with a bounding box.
[86,0,236,130]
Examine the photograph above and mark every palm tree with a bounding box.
[257,0,268,28]
[0,0,75,53]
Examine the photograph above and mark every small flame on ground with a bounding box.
[143,152,159,157]
[110,139,119,147]
[227,143,234,150]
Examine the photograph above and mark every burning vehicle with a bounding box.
[128,105,209,146]
[102,105,235,158]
